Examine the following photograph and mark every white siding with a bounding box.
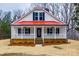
[11,26,16,39]
[45,12,58,21]
[11,26,34,39]
[20,13,33,21]
[44,26,67,39]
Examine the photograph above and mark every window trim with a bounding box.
[47,27,53,34]
[56,28,60,34]
[24,27,30,34]
[39,12,45,21]
[33,12,38,21]
[18,28,21,34]
[33,12,45,21]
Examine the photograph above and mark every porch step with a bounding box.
[35,44,42,47]
[35,38,43,44]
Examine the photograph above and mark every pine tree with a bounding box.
[0,11,11,38]
[73,3,79,31]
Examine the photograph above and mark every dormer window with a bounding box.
[39,12,45,21]
[33,12,45,21]
[33,12,38,21]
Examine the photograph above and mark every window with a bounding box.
[47,28,53,34]
[56,28,60,34]
[18,28,21,34]
[39,12,45,21]
[33,12,45,21]
[24,28,30,34]
[33,12,38,21]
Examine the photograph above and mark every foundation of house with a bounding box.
[43,39,68,46]
[10,39,35,46]
[9,39,68,46]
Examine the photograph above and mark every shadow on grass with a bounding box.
[53,46,63,49]
[0,53,48,56]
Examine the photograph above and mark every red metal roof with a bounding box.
[12,20,66,26]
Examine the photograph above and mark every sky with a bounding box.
[0,3,31,11]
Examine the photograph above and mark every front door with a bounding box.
[35,28,43,44]
[37,28,42,38]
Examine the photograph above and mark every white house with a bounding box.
[10,6,68,46]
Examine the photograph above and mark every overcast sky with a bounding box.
[0,3,31,11]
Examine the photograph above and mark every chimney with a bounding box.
[45,8,49,12]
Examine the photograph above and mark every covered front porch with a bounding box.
[11,26,67,46]
[11,26,66,39]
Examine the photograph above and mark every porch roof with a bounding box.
[11,21,67,26]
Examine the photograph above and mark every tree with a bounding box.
[0,11,11,38]
[73,3,79,31]
[12,9,23,22]
[10,9,24,23]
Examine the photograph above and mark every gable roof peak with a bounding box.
[33,5,44,10]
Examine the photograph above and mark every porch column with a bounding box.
[42,26,44,44]
[54,27,56,39]
[34,26,35,44]
[21,26,24,39]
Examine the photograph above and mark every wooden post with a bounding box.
[21,26,23,39]
[42,26,44,45]
[54,26,56,39]
[34,26,35,44]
